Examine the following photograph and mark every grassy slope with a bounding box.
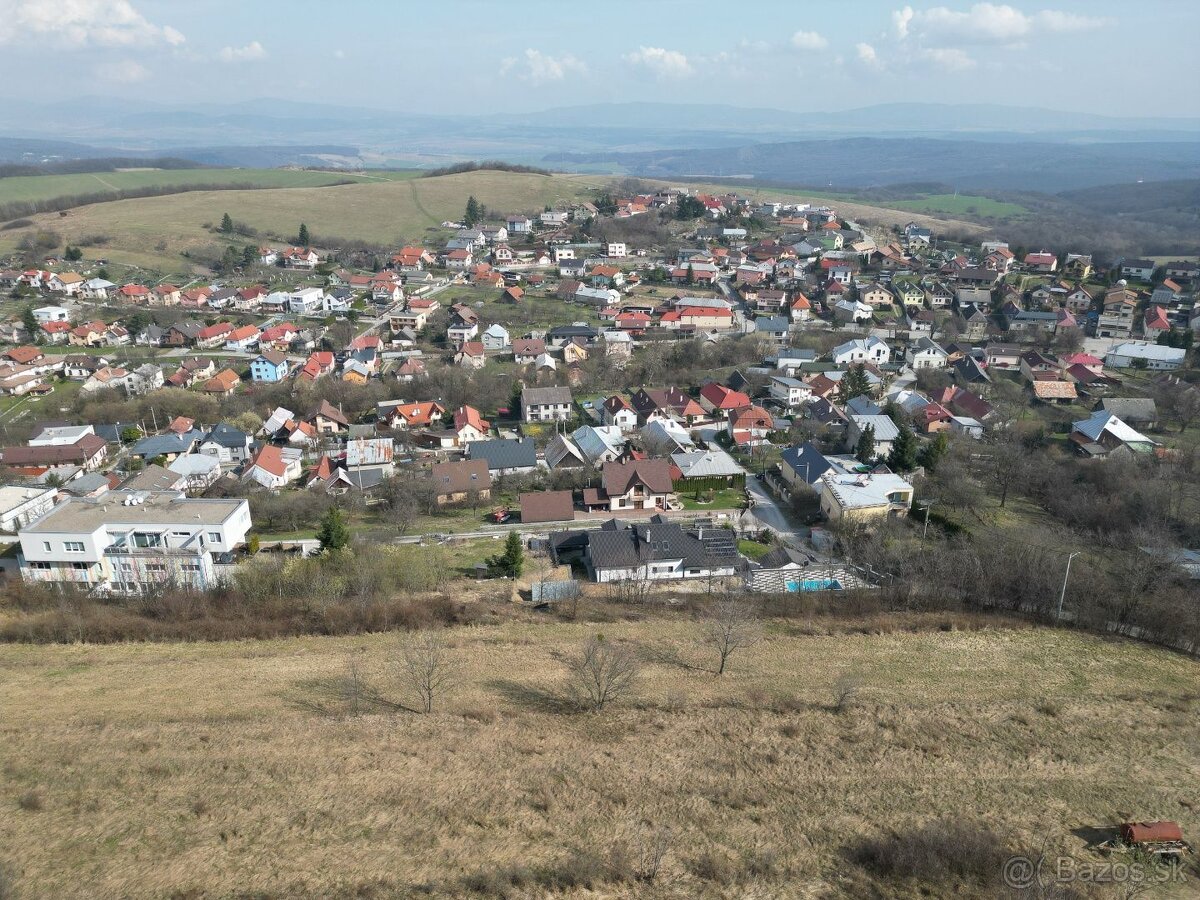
[0,620,1195,898]
[0,171,613,270]
[0,168,420,206]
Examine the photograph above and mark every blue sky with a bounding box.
[2,0,1197,116]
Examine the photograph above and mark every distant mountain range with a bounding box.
[1,98,1197,191]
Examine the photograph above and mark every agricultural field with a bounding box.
[0,619,1195,898]
[0,168,420,208]
[885,193,1029,219]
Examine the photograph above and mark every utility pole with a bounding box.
[918,499,937,540]
[1056,551,1080,621]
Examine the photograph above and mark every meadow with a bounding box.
[0,614,1195,898]
[0,170,613,271]
[0,167,420,207]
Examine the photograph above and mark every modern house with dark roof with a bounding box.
[558,515,738,583]
[583,459,675,512]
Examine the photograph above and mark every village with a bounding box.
[0,184,1197,597]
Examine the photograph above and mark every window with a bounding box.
[64,541,84,553]
[71,562,90,571]
[42,541,51,552]
[133,532,160,549]
[30,561,51,570]
[208,532,221,543]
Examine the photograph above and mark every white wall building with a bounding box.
[17,492,252,593]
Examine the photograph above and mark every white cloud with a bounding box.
[921,47,976,71]
[904,3,1109,45]
[94,58,147,83]
[0,0,184,46]
[790,30,828,51]
[219,41,266,62]
[855,42,882,68]
[500,48,586,84]
[625,46,693,79]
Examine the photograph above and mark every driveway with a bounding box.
[743,477,807,545]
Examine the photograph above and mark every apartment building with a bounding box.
[17,492,252,593]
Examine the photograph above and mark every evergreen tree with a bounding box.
[21,304,38,340]
[855,424,876,464]
[64,245,83,261]
[298,223,310,246]
[220,212,234,234]
[917,431,949,471]
[488,531,525,578]
[887,422,919,472]
[241,245,257,267]
[464,196,481,226]
[316,507,351,552]
[686,263,695,285]
[839,364,871,402]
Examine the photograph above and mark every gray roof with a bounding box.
[201,424,250,449]
[1099,397,1157,423]
[119,464,186,492]
[850,414,900,442]
[587,520,737,571]
[522,386,573,406]
[671,448,745,479]
[780,442,833,485]
[753,316,790,333]
[131,429,203,457]
[467,438,537,470]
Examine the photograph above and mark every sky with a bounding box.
[1,0,1197,117]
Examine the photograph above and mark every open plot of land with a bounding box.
[0,621,1195,898]
[0,168,420,208]
[884,193,1029,218]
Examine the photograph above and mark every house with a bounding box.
[779,442,838,488]
[832,299,873,324]
[699,382,751,416]
[47,272,85,295]
[1024,251,1058,273]
[198,424,252,464]
[1143,306,1172,341]
[481,323,510,351]
[1105,341,1185,371]
[1097,397,1157,429]
[547,324,600,348]
[906,337,948,370]
[845,415,900,459]
[430,459,492,505]
[309,400,350,434]
[380,400,444,430]
[506,215,532,234]
[452,405,491,445]
[585,460,675,513]
[727,405,775,447]
[223,325,260,352]
[167,454,222,492]
[130,429,202,463]
[1,435,108,471]
[245,445,303,489]
[32,306,70,324]
[753,315,791,343]
[768,376,812,409]
[17,493,251,593]
[859,282,894,309]
[118,463,187,494]
[512,337,545,365]
[1069,410,1157,457]
[569,517,738,583]
[831,336,890,366]
[0,485,57,533]
[467,438,538,475]
[1120,258,1155,281]
[818,471,914,523]
[281,247,320,269]
[202,369,240,397]
[447,319,479,350]
[606,242,627,259]
[521,386,573,422]
[602,395,638,431]
[455,341,487,370]
[520,490,575,524]
[1030,378,1078,404]
[251,350,290,383]
[670,448,744,483]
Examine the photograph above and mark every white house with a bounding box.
[244,445,303,489]
[906,337,948,370]
[33,306,71,324]
[17,492,252,593]
[831,336,890,366]
[289,287,325,315]
[1105,341,1186,371]
[606,242,628,259]
[521,386,573,422]
[769,376,812,409]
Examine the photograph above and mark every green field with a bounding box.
[0,168,421,209]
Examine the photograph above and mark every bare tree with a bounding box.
[568,635,639,711]
[701,596,762,675]
[983,431,1031,508]
[344,657,365,717]
[397,632,455,713]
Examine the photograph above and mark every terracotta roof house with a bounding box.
[698,382,751,415]
[202,368,240,396]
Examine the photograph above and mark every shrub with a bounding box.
[17,789,43,811]
[849,819,1011,886]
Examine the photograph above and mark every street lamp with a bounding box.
[1056,551,1080,621]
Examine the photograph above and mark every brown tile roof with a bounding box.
[519,490,575,524]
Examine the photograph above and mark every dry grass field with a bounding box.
[0,171,612,271]
[0,614,1196,898]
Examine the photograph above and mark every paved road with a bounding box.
[743,477,806,545]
